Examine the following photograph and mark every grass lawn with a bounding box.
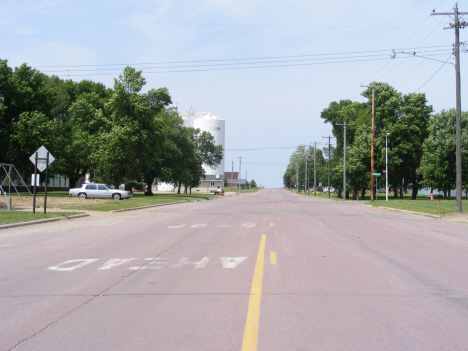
[239,187,263,193]
[0,211,84,225]
[366,196,468,215]
[1,191,216,212]
[52,192,215,211]
[289,189,467,215]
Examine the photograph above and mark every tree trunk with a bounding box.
[411,173,418,200]
[190,187,192,194]
[361,187,366,200]
[393,187,398,198]
[177,181,181,194]
[144,173,154,196]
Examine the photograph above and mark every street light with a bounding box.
[386,133,390,201]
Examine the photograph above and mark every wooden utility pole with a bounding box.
[432,5,467,213]
[337,121,354,200]
[314,142,317,196]
[361,83,385,202]
[305,147,308,193]
[238,157,242,194]
[231,161,233,192]
[322,136,336,198]
[296,161,299,193]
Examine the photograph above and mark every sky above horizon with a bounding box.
[1,0,467,188]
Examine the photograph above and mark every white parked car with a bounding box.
[69,183,132,200]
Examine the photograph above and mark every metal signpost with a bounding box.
[29,146,55,214]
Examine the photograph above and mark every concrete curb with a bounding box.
[0,213,90,230]
[362,204,441,218]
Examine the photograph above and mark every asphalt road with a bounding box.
[1,188,468,350]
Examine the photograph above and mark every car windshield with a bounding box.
[105,184,115,189]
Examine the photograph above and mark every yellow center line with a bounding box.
[270,251,277,265]
[270,222,274,227]
[241,234,266,351]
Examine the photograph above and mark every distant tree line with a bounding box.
[0,59,223,194]
[283,82,468,199]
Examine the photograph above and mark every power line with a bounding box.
[36,45,452,69]
[414,54,453,92]
[0,18,444,29]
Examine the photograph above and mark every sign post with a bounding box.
[29,146,55,214]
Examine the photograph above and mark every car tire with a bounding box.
[79,193,87,200]
[112,193,121,200]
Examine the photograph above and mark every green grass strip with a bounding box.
[0,212,84,225]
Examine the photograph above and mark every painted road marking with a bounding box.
[171,257,211,269]
[167,223,256,229]
[48,257,249,271]
[220,257,248,268]
[48,259,99,271]
[98,258,137,270]
[270,252,277,265]
[270,222,274,227]
[130,258,168,270]
[241,234,266,351]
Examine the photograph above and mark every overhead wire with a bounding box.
[366,0,450,84]
[414,54,453,92]
[40,47,452,77]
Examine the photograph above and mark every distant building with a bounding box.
[224,171,247,189]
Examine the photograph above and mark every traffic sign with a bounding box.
[372,173,381,176]
[29,146,55,172]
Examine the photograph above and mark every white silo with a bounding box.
[182,117,190,128]
[193,113,225,179]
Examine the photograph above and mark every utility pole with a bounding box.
[322,136,336,198]
[336,121,354,200]
[305,147,308,194]
[361,83,385,202]
[432,5,467,213]
[314,142,317,196]
[231,161,233,192]
[246,170,248,188]
[296,161,299,193]
[238,157,242,194]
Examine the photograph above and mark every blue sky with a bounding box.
[1,0,466,187]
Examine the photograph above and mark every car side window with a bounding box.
[85,184,90,189]
[88,184,97,190]
[98,185,107,190]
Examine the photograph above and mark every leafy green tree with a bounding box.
[94,66,161,188]
[1,60,55,175]
[418,109,468,198]
[346,125,371,199]
[249,179,256,188]
[9,112,57,177]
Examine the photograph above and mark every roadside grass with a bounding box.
[365,197,467,215]
[0,211,84,225]
[288,188,467,215]
[0,192,215,212]
[56,192,215,211]
[240,187,263,193]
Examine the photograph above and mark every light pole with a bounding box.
[386,133,390,201]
